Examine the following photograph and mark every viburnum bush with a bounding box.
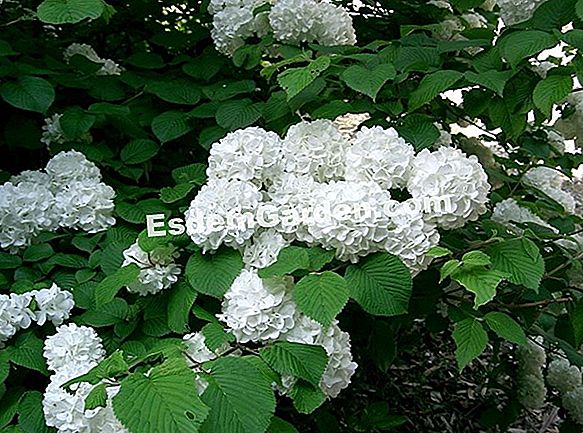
[3,0,583,431]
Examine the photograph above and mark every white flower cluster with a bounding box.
[64,43,122,76]
[523,166,576,213]
[185,121,490,274]
[435,11,487,41]
[0,150,116,251]
[183,332,231,394]
[555,92,583,148]
[497,0,547,25]
[121,241,181,296]
[492,198,556,233]
[516,339,547,410]
[0,284,74,346]
[41,114,66,148]
[208,0,355,55]
[546,355,583,425]
[42,324,128,433]
[216,267,357,398]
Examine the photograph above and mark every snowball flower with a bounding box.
[43,323,105,372]
[207,126,283,185]
[517,374,547,410]
[242,229,289,269]
[211,6,256,55]
[34,283,75,326]
[266,173,316,235]
[280,313,323,345]
[0,293,35,344]
[299,180,393,262]
[345,126,415,189]
[281,119,349,182]
[522,166,576,213]
[46,150,101,186]
[63,43,121,76]
[547,358,582,394]
[563,386,583,425]
[122,241,181,296]
[217,269,296,343]
[516,339,546,376]
[185,178,262,251]
[407,147,491,230]
[497,0,547,26]
[10,170,51,186]
[54,179,116,233]
[41,114,66,147]
[312,2,356,46]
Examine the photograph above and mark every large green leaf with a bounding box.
[6,332,48,375]
[287,380,326,414]
[94,263,140,307]
[498,30,557,68]
[17,391,53,433]
[215,99,262,130]
[409,70,463,110]
[258,246,311,278]
[345,253,412,316]
[151,111,193,143]
[341,63,396,101]
[185,249,242,298]
[293,272,349,327]
[113,357,209,433]
[452,318,488,371]
[167,280,197,333]
[120,139,160,165]
[37,0,104,24]
[260,342,328,387]
[200,357,276,433]
[277,56,330,100]
[486,238,544,291]
[484,312,527,345]
[464,70,513,96]
[533,74,573,116]
[147,81,201,105]
[1,77,55,113]
[451,266,506,308]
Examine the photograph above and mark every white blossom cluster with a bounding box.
[492,198,557,233]
[64,43,122,76]
[0,284,74,346]
[183,332,232,394]
[41,114,66,148]
[522,166,576,214]
[185,121,491,274]
[0,150,116,251]
[121,241,181,296]
[516,339,547,410]
[207,0,355,55]
[42,324,128,433]
[555,92,583,148]
[546,354,583,425]
[435,11,487,41]
[497,0,547,25]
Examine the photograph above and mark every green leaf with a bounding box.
[1,77,55,113]
[201,322,234,351]
[22,244,54,262]
[498,30,557,68]
[260,342,328,387]
[200,357,276,433]
[484,312,527,345]
[202,80,255,101]
[60,107,95,138]
[409,70,463,110]
[426,246,452,258]
[578,0,583,19]
[185,249,243,298]
[84,383,107,410]
[167,280,197,334]
[17,391,52,433]
[345,252,412,316]
[80,299,128,326]
[6,332,48,375]
[152,111,193,143]
[0,388,23,429]
[160,183,195,204]
[37,0,104,24]
[64,351,129,390]
[120,139,160,165]
[287,380,326,414]
[533,74,573,116]
[172,163,207,185]
[94,263,140,307]
[113,357,209,433]
[486,238,544,291]
[268,417,299,433]
[305,247,335,271]
[464,70,513,96]
[341,63,396,101]
[147,81,201,105]
[451,266,506,308]
[215,99,262,131]
[452,318,488,371]
[440,259,461,282]
[397,114,441,150]
[277,56,330,100]
[293,272,349,327]
[462,251,491,267]
[258,246,311,278]
[571,298,583,347]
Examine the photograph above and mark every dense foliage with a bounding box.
[2,0,583,432]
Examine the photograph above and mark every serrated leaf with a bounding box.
[160,183,195,203]
[268,417,299,433]
[578,0,583,20]
[258,246,311,278]
[451,266,506,308]
[17,391,52,433]
[462,251,491,267]
[409,70,463,110]
[293,272,348,327]
[341,63,396,101]
[215,99,261,131]
[167,280,197,333]
[427,246,452,258]
[94,263,140,307]
[464,70,513,96]
[533,74,573,116]
[120,139,159,165]
[185,249,243,298]
[6,332,48,375]
[147,81,201,105]
[60,107,95,138]
[201,323,234,351]
[571,297,583,347]
[484,312,527,345]
[498,30,557,68]
[397,113,441,150]
[84,383,107,410]
[260,342,328,387]
[287,380,326,414]
[1,77,54,113]
[200,357,276,433]
[0,253,22,269]
[278,56,330,100]
[345,252,412,316]
[486,238,544,291]
[151,111,193,143]
[22,244,54,262]
[37,0,104,23]
[113,357,209,433]
[440,259,461,282]
[172,163,207,185]
[81,299,128,327]
[452,318,488,371]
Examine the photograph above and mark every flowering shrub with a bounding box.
[2,0,583,432]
